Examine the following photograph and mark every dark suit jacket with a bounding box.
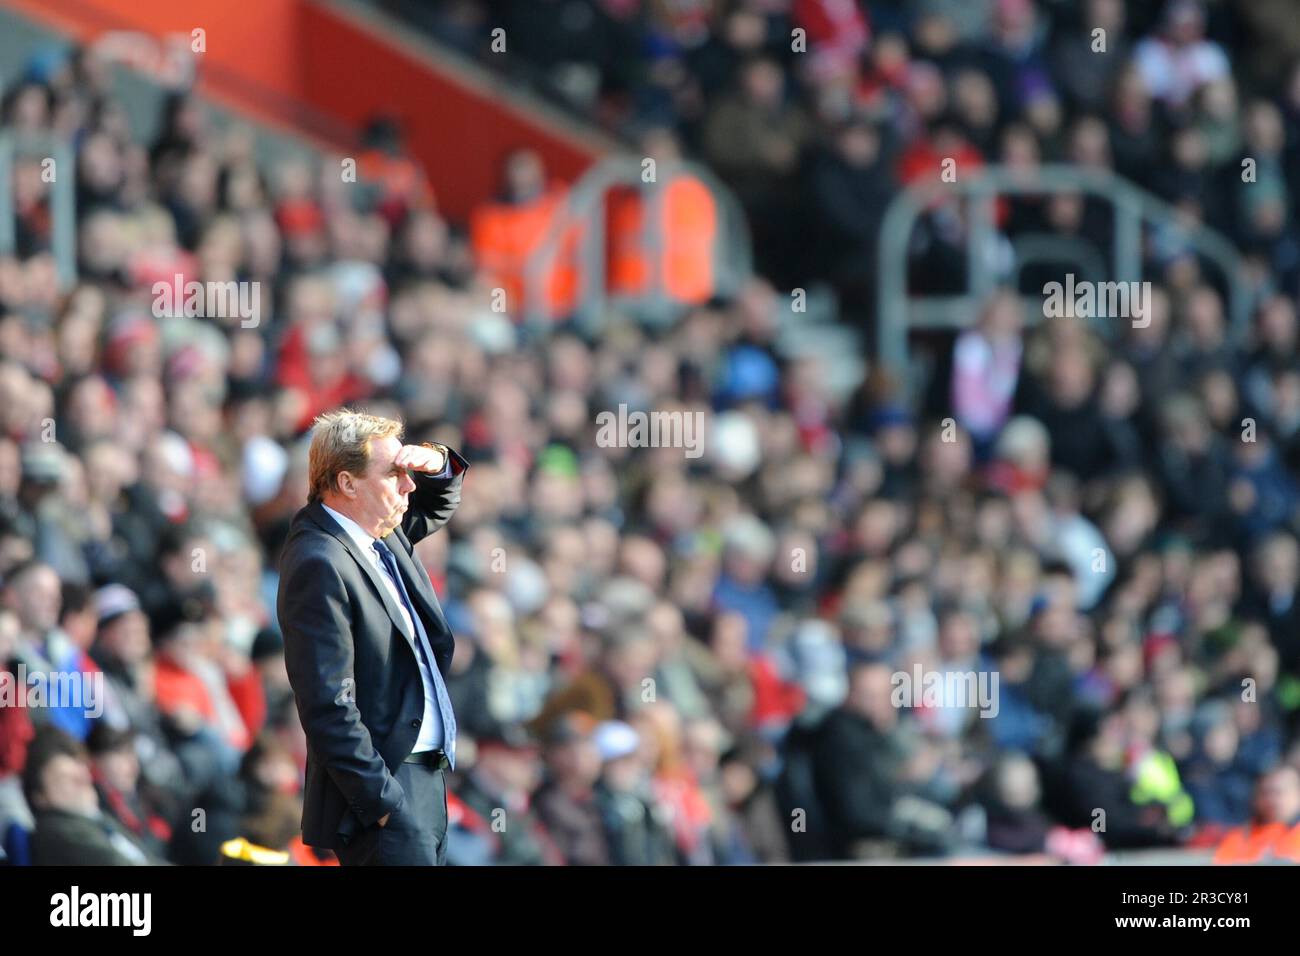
[277,447,468,849]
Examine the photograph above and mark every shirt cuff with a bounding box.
[420,443,454,478]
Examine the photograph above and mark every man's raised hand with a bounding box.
[394,443,448,475]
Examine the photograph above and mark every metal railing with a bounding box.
[0,134,77,290]
[521,157,752,332]
[876,164,1251,383]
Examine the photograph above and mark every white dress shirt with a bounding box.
[320,503,443,754]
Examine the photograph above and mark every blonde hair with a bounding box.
[307,408,403,503]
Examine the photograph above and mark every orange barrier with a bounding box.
[1212,821,1300,865]
[470,187,580,319]
[471,173,721,321]
[607,176,717,305]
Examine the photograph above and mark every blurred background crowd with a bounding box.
[400,0,1300,311]
[3,0,1300,866]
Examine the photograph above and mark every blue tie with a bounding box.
[372,538,457,769]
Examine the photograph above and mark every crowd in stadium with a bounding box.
[2,0,1300,866]
[408,0,1300,303]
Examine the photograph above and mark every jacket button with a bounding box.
[411,719,421,728]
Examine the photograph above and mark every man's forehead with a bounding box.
[20,566,58,587]
[368,435,403,465]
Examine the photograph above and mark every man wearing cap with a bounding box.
[89,584,187,804]
[278,409,467,865]
[90,584,151,733]
[591,720,676,865]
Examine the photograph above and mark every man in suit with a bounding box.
[278,409,467,865]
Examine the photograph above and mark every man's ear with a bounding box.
[336,471,357,498]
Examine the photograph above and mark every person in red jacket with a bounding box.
[151,607,257,755]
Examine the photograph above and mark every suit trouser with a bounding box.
[336,762,449,866]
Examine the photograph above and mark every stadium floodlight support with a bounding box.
[0,133,77,291]
[876,163,1251,395]
[521,156,753,333]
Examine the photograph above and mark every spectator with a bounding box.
[455,727,559,865]
[951,289,1024,454]
[717,737,790,863]
[1182,700,1255,827]
[1057,708,1181,849]
[980,753,1053,854]
[23,726,162,865]
[812,661,952,859]
[592,721,676,865]
[533,712,611,866]
[1133,0,1230,115]
[4,560,92,741]
[802,117,894,310]
[1212,765,1300,863]
[86,723,174,860]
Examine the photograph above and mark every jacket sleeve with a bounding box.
[279,551,404,827]
[402,445,469,546]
